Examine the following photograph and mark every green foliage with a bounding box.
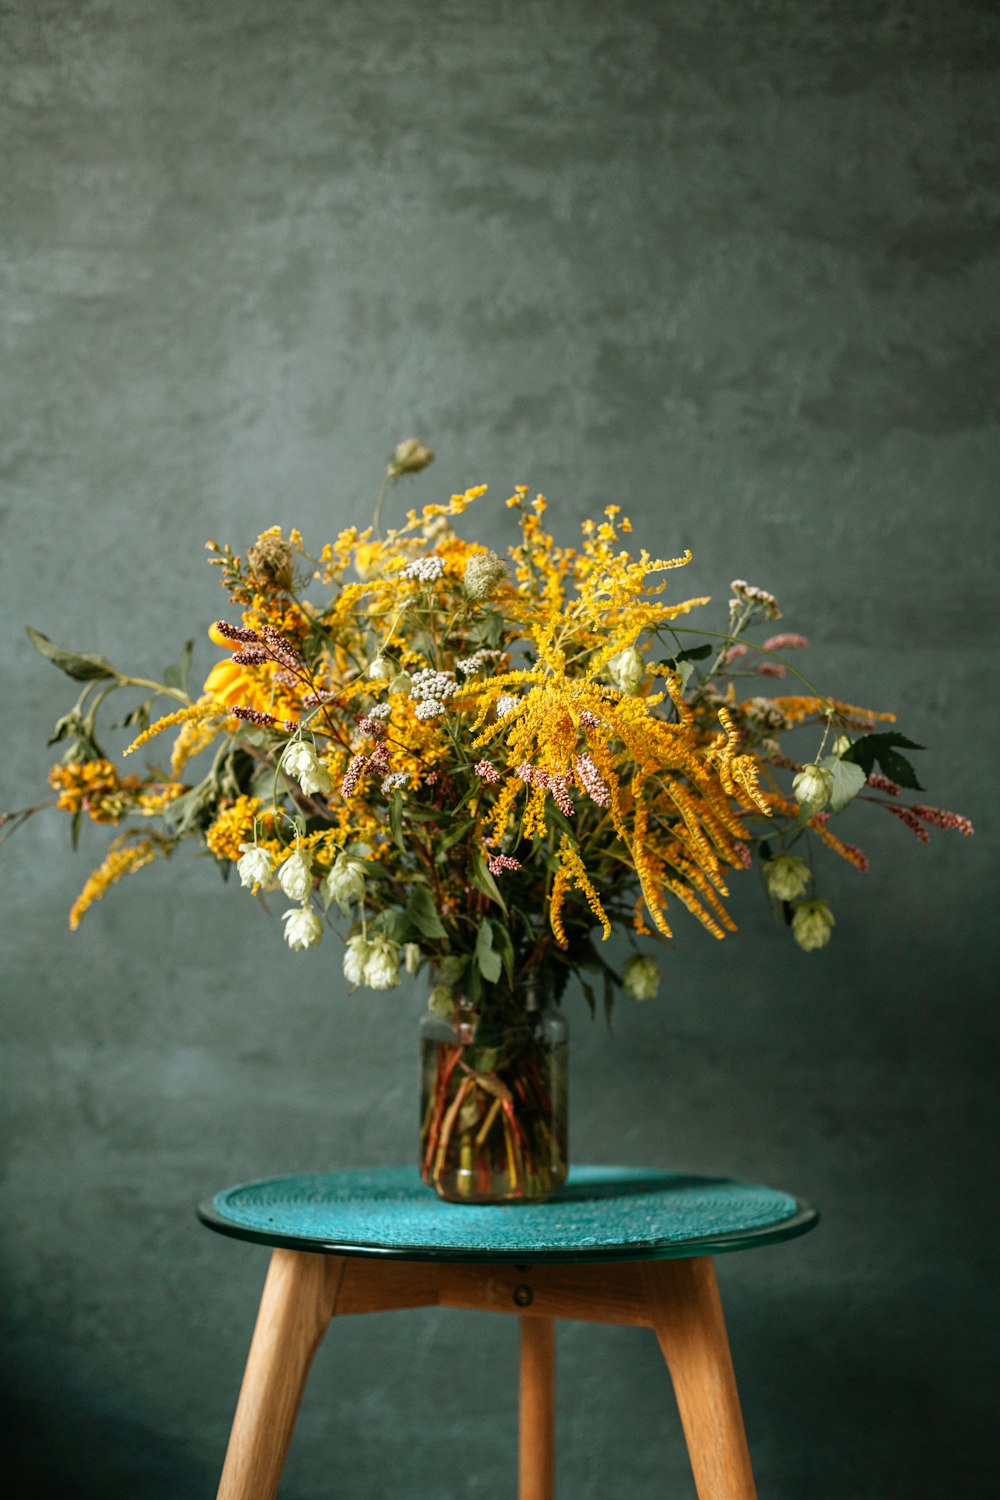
[26,627,118,682]
[404,883,447,942]
[843,732,924,791]
[817,754,868,813]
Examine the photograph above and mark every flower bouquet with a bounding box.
[8,442,972,1201]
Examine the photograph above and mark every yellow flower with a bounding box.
[205,795,263,862]
[70,835,165,930]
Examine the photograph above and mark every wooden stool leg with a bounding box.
[217,1248,345,1500]
[644,1258,757,1500]
[519,1315,556,1500]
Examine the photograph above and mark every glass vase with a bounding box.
[419,994,568,1204]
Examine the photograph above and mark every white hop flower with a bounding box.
[831,734,852,757]
[236,843,275,891]
[608,648,645,697]
[322,856,366,913]
[343,933,372,986]
[369,655,392,681]
[364,934,402,990]
[793,763,835,812]
[764,854,812,903]
[623,953,660,1002]
[281,741,333,798]
[282,905,323,951]
[791,899,835,952]
[404,942,421,975]
[278,847,314,903]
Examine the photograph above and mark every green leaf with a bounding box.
[818,755,868,814]
[488,919,515,987]
[661,644,712,669]
[48,709,84,747]
[389,789,405,853]
[843,732,924,791]
[580,977,597,1019]
[439,953,469,987]
[164,640,194,694]
[474,918,502,984]
[436,819,472,857]
[404,883,447,942]
[26,627,118,682]
[114,701,152,733]
[470,844,508,916]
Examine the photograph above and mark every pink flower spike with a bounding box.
[487,851,522,875]
[231,705,276,726]
[722,644,748,664]
[341,752,369,799]
[474,760,501,783]
[912,804,974,837]
[755,661,787,678]
[867,772,901,796]
[762,633,809,651]
[887,804,931,843]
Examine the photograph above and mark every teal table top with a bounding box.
[199,1166,818,1264]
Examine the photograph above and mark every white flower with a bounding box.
[369,655,392,681]
[832,734,852,757]
[764,854,812,903]
[236,843,275,891]
[322,856,366,913]
[363,933,402,990]
[404,942,421,975]
[623,953,660,1002]
[281,741,333,797]
[608,648,645,696]
[282,905,323,950]
[278,848,314,903]
[793,763,835,812]
[463,550,507,601]
[343,933,371,986]
[388,437,434,476]
[791,899,835,952]
[401,554,446,583]
[496,694,518,718]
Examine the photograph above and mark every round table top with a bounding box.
[198,1165,818,1264]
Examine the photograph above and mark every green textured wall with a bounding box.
[3,2,997,1495]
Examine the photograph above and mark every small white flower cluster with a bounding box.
[455,648,500,677]
[401,554,446,584]
[496,694,518,718]
[365,702,392,720]
[343,932,402,990]
[729,579,782,623]
[381,771,410,793]
[410,667,457,721]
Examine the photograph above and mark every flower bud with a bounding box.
[282,905,323,950]
[388,438,434,477]
[463,550,508,602]
[281,741,333,798]
[277,848,314,903]
[343,933,371,986]
[793,763,834,812]
[236,843,275,892]
[832,735,852,757]
[322,855,366,913]
[404,942,422,975]
[791,899,835,952]
[369,655,392,681]
[623,953,660,1002]
[428,983,452,1018]
[608,648,645,697]
[363,933,402,990]
[764,854,812,903]
[246,533,294,591]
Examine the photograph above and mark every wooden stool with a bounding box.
[199,1165,817,1500]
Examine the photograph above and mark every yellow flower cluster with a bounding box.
[49,759,143,824]
[205,795,264,862]
[69,835,164,930]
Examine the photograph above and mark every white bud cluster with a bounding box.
[410,668,457,721]
[401,554,446,583]
[456,648,501,677]
[381,771,410,793]
[496,694,518,718]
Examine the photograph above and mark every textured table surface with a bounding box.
[199,1165,818,1263]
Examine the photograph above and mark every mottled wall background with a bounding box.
[2,2,998,1496]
